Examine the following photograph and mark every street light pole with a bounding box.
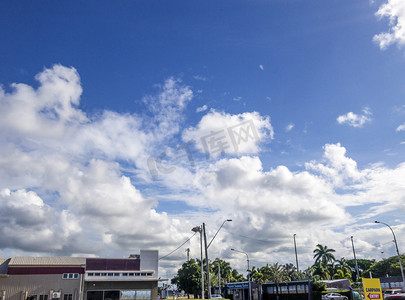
[293,234,299,272]
[207,219,233,249]
[192,226,204,299]
[205,219,232,299]
[375,221,405,290]
[231,248,251,300]
[351,236,360,281]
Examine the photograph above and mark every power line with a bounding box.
[159,232,197,260]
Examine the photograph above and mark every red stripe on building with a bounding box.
[7,266,85,275]
[86,258,140,271]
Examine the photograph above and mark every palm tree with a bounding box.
[333,269,351,279]
[336,258,352,276]
[313,244,336,267]
[311,261,330,280]
[269,263,288,283]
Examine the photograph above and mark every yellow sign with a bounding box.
[363,278,383,300]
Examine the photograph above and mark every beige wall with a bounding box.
[0,274,82,300]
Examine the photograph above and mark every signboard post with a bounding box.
[363,278,383,300]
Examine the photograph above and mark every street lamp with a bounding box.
[351,236,360,281]
[207,219,233,248]
[192,226,204,299]
[231,248,251,300]
[205,219,232,299]
[375,221,405,290]
[293,234,299,272]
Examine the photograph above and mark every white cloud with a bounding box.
[233,96,242,101]
[285,123,294,132]
[259,65,264,71]
[182,110,274,157]
[196,105,208,113]
[337,107,372,127]
[143,77,193,138]
[373,0,405,50]
[0,65,193,256]
[1,65,405,276]
[179,143,405,267]
[306,143,364,187]
[0,65,87,138]
[396,123,405,131]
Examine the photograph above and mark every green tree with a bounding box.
[172,259,201,298]
[311,261,330,280]
[333,269,352,279]
[347,258,375,279]
[336,258,352,275]
[211,258,232,287]
[364,255,405,278]
[231,268,246,282]
[268,263,289,283]
[313,244,336,267]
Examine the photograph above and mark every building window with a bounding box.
[95,273,100,276]
[63,295,72,300]
[27,296,37,300]
[123,273,128,276]
[114,273,120,277]
[39,295,48,300]
[62,273,79,279]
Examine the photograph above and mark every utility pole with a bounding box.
[192,226,204,299]
[293,234,299,272]
[351,236,360,281]
[218,260,221,295]
[203,223,211,299]
[186,248,190,261]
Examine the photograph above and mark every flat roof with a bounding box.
[9,257,86,266]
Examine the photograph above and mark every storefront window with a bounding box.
[120,291,151,300]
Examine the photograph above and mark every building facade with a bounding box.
[0,251,159,300]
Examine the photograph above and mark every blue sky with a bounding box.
[0,0,405,278]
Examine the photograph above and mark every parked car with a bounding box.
[384,290,402,299]
[211,295,224,299]
[385,293,405,300]
[322,293,348,300]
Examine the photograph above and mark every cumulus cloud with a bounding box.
[182,110,274,158]
[337,107,372,127]
[1,65,405,275]
[373,0,405,49]
[397,123,405,131]
[180,143,405,267]
[0,65,192,256]
[0,65,87,138]
[259,65,264,71]
[196,105,208,113]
